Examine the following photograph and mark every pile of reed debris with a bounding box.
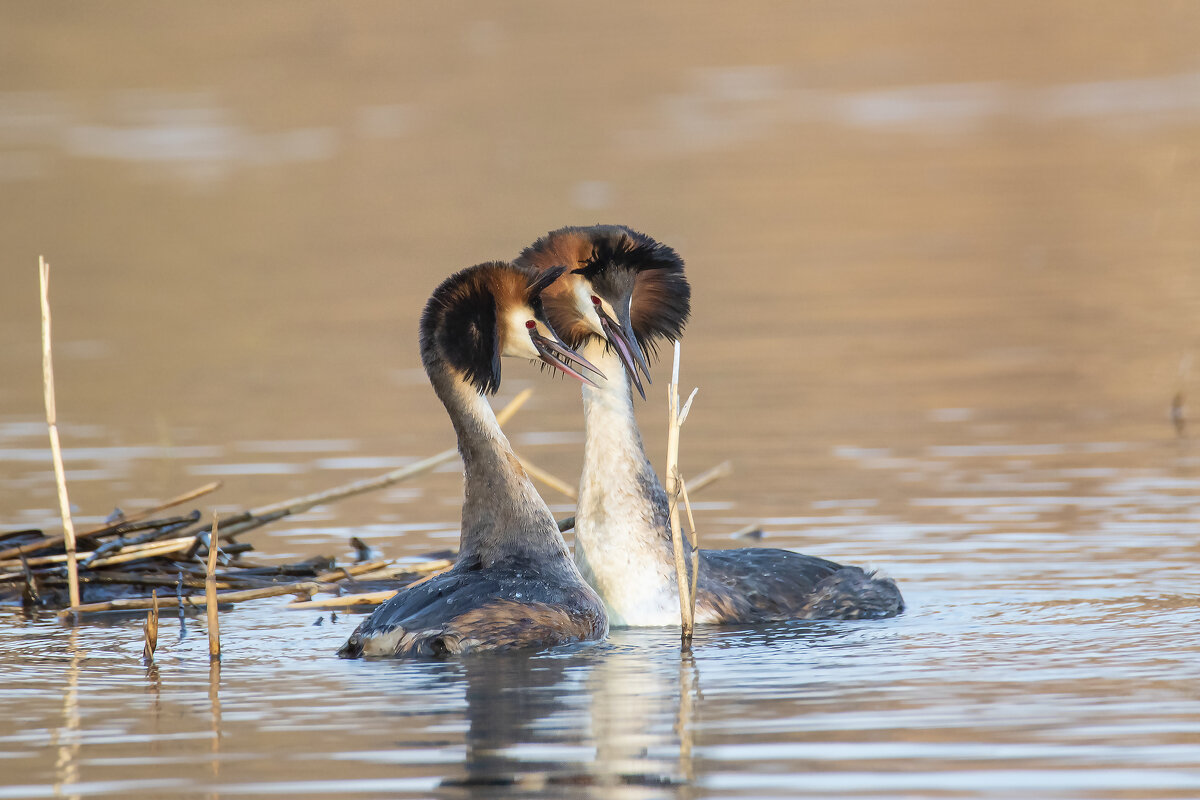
[0,478,455,615]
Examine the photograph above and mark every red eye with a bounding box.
[525,320,537,329]
[591,296,601,305]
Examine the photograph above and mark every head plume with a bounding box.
[419,262,565,394]
[515,225,690,359]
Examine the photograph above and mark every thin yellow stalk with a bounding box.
[206,514,220,661]
[665,341,693,647]
[678,475,700,613]
[39,257,80,610]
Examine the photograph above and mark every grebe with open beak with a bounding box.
[339,262,608,657]
[516,226,903,626]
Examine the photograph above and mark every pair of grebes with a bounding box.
[340,226,903,658]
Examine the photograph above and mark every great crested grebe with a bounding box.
[339,262,608,657]
[515,225,904,626]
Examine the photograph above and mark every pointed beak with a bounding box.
[596,304,652,400]
[529,330,602,388]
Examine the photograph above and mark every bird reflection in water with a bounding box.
[437,645,694,797]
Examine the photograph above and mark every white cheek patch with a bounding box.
[575,282,605,336]
[500,308,541,361]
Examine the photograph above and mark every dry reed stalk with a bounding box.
[665,341,695,647]
[143,590,159,662]
[80,571,233,590]
[0,481,221,562]
[0,536,194,571]
[386,557,456,575]
[61,581,323,615]
[288,559,455,610]
[206,515,221,661]
[208,388,534,541]
[311,560,392,583]
[677,476,700,613]
[313,558,453,584]
[286,589,399,609]
[90,539,192,568]
[514,456,578,499]
[39,257,80,610]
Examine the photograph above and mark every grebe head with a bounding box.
[515,225,690,398]
[419,262,602,395]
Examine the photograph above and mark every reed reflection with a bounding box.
[53,627,83,800]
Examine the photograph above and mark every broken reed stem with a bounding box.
[39,257,80,611]
[143,590,159,663]
[665,341,694,648]
[678,474,700,614]
[206,515,221,661]
[208,388,535,541]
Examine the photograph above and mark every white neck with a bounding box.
[574,338,681,626]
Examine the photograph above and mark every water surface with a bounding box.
[2,3,1199,797]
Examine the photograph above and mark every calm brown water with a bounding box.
[2,3,1200,797]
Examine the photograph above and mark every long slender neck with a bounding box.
[575,338,675,578]
[425,358,572,569]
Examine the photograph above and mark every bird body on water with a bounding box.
[516,226,904,627]
[339,262,608,657]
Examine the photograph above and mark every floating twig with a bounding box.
[287,559,453,610]
[39,256,79,610]
[287,590,399,610]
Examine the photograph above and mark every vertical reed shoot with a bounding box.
[665,341,696,647]
[206,514,221,661]
[39,257,80,610]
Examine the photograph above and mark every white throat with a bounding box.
[574,338,681,626]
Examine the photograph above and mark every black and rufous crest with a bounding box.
[420,262,565,394]
[515,225,690,358]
